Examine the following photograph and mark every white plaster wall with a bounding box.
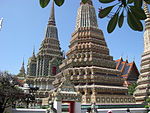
[54,101,62,113]
[75,102,81,113]
[11,108,148,113]
[12,109,46,113]
[82,108,148,113]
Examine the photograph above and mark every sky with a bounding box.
[0,0,145,74]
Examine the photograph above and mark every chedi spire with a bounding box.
[48,0,55,26]
[45,0,58,39]
[134,3,150,104]
[75,0,98,30]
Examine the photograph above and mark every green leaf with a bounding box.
[40,0,50,8]
[130,6,147,20]
[99,0,115,3]
[99,5,115,18]
[144,0,150,4]
[107,13,119,33]
[82,0,88,4]
[127,0,134,4]
[134,0,142,7]
[118,11,124,28]
[128,82,137,95]
[127,11,143,31]
[54,0,64,6]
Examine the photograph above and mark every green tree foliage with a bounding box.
[39,0,150,33]
[0,72,24,113]
[99,0,148,33]
[145,98,150,109]
[128,82,137,95]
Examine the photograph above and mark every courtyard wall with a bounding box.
[12,108,148,113]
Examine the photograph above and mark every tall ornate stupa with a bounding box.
[134,3,150,104]
[17,60,26,81]
[25,1,63,99]
[53,0,135,104]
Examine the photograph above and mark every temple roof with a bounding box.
[115,58,139,80]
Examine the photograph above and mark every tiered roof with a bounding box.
[115,58,139,86]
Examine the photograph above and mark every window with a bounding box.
[52,66,57,75]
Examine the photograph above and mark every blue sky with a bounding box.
[0,0,144,74]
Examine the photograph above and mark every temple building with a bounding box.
[25,1,64,99]
[16,0,142,106]
[134,3,150,104]
[115,58,139,87]
[53,0,135,104]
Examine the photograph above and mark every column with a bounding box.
[42,58,45,76]
[84,88,88,103]
[36,59,39,77]
[69,102,75,113]
[74,102,81,113]
[40,59,43,76]
[41,81,43,90]
[54,101,62,113]
[46,80,49,91]
[92,88,96,103]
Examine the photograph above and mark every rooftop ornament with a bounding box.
[0,17,3,31]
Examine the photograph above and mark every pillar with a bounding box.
[74,102,81,113]
[68,101,75,113]
[92,88,96,103]
[54,101,62,113]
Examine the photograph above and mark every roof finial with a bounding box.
[133,56,135,62]
[22,58,24,66]
[33,46,35,57]
[126,55,128,61]
[121,52,124,58]
[21,58,25,72]
[48,0,56,26]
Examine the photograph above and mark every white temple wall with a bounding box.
[53,101,62,113]
[12,108,148,113]
[82,108,148,113]
[12,109,46,113]
[75,102,81,113]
